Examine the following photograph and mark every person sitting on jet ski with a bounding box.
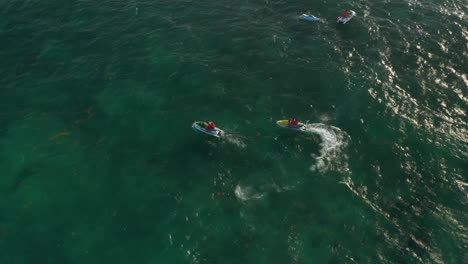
[288,118,301,127]
[205,121,216,130]
[342,10,350,17]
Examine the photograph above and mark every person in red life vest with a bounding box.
[205,121,216,130]
[289,118,300,126]
[342,10,350,18]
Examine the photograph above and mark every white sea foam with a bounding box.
[305,123,350,172]
[234,185,264,201]
[223,133,247,149]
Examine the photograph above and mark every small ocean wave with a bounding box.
[340,177,389,218]
[305,123,350,173]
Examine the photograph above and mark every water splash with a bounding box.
[223,133,247,149]
[234,184,264,201]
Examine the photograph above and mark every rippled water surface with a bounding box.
[0,0,466,263]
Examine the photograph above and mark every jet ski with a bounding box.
[337,10,356,24]
[276,120,308,132]
[192,121,224,137]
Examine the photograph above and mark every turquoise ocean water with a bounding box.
[0,0,467,263]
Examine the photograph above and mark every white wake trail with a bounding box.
[304,123,350,173]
